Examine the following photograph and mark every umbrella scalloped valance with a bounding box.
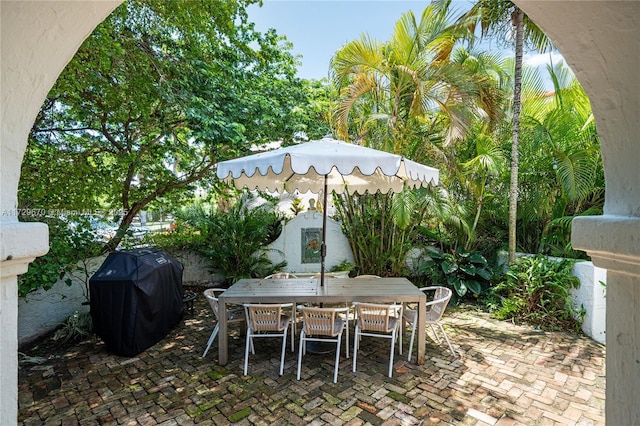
[216,138,439,195]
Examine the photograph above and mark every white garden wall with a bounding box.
[17,250,218,347]
[571,261,607,344]
[265,209,354,274]
[19,247,606,347]
[18,255,106,346]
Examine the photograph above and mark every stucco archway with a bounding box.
[0,2,121,421]
[1,1,638,424]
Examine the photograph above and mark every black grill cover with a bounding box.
[89,248,184,356]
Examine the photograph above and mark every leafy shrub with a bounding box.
[177,196,287,283]
[52,311,94,344]
[18,215,102,297]
[333,191,426,277]
[490,254,584,331]
[417,247,493,300]
[330,259,356,275]
[142,222,206,252]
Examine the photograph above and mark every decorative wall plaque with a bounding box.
[301,228,322,264]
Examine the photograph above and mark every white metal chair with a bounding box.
[264,273,299,352]
[351,275,381,338]
[296,305,349,383]
[265,273,298,279]
[352,302,403,377]
[403,286,457,360]
[313,272,351,358]
[202,288,245,358]
[243,303,293,376]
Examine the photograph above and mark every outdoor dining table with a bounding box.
[216,276,427,366]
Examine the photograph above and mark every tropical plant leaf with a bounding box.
[452,277,468,297]
[469,252,487,265]
[459,263,476,276]
[476,267,493,281]
[441,259,458,274]
[466,280,482,294]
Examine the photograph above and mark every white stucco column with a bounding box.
[0,241,47,423]
[518,2,640,424]
[0,1,120,422]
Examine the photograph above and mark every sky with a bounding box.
[246,0,565,82]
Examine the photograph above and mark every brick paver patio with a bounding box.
[18,288,605,425]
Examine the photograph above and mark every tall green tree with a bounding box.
[21,0,309,251]
[439,0,553,263]
[439,47,508,250]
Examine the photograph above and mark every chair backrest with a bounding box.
[265,273,298,279]
[244,303,291,332]
[203,288,228,320]
[353,275,381,279]
[312,272,337,278]
[299,306,347,337]
[354,302,402,333]
[422,286,453,322]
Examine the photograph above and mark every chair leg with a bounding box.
[291,305,296,352]
[202,324,219,358]
[344,314,349,359]
[407,317,417,362]
[296,330,305,380]
[244,330,252,376]
[334,335,342,383]
[437,323,457,357]
[279,328,288,376]
[429,324,441,343]
[388,331,397,378]
[352,326,359,373]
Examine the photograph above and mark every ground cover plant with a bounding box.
[416,247,493,302]
[489,254,584,331]
[18,215,102,297]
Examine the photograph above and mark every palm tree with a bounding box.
[437,0,553,263]
[517,63,603,255]
[330,4,502,156]
[328,5,505,275]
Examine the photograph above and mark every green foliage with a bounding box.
[417,247,493,300]
[52,311,94,344]
[333,189,435,277]
[141,224,206,253]
[21,0,314,252]
[508,62,603,255]
[18,215,102,297]
[330,5,503,151]
[330,260,356,275]
[290,197,305,216]
[179,195,287,283]
[291,79,335,140]
[490,255,584,331]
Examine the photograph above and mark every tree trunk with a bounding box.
[508,8,524,264]
[101,203,142,253]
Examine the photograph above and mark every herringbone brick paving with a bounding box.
[18,289,605,425]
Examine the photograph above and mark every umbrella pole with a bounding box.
[320,174,328,286]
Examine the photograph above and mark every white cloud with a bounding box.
[524,51,565,68]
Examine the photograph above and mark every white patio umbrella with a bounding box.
[216,137,439,285]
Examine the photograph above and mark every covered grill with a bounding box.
[89,248,184,356]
